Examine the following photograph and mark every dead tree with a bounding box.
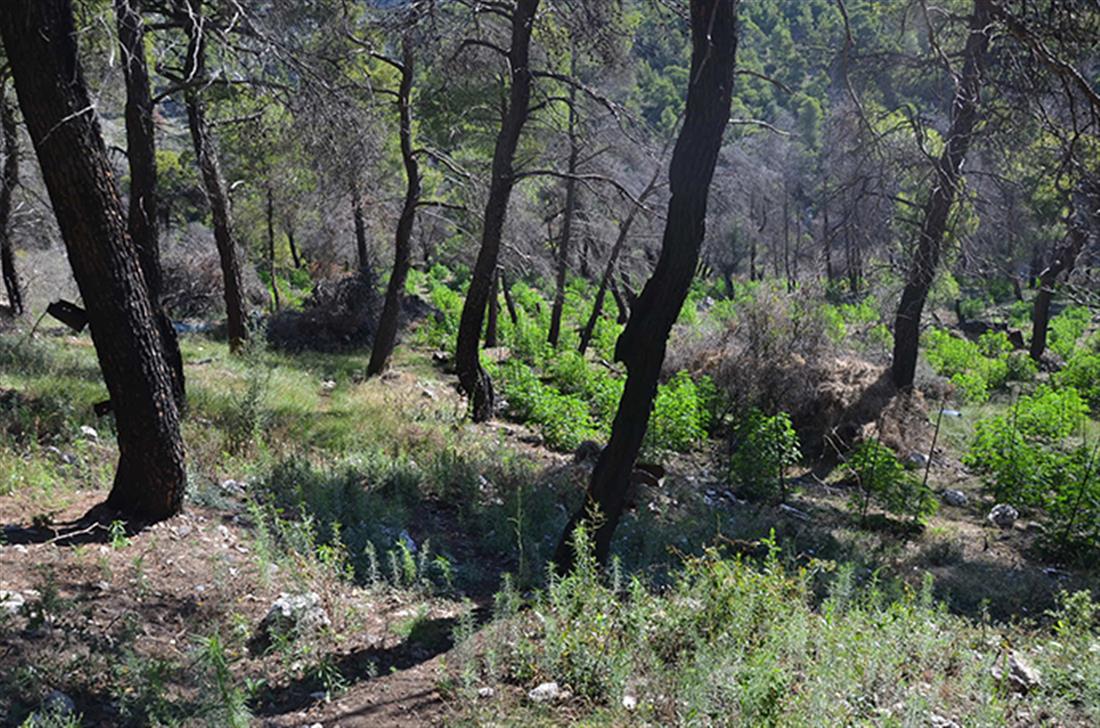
[180,0,247,351]
[0,77,22,316]
[368,33,421,377]
[891,0,992,389]
[114,0,185,407]
[547,64,580,348]
[454,0,540,421]
[554,0,738,570]
[1,0,187,520]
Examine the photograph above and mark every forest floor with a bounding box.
[1,321,1098,726]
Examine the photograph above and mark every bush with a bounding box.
[845,439,937,524]
[644,371,709,453]
[1048,305,1091,359]
[729,410,800,502]
[1057,350,1100,410]
[924,328,1026,403]
[965,386,1100,551]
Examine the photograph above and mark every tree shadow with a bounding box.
[1,504,146,546]
[254,604,489,717]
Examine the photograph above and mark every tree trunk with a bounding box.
[182,0,247,352]
[555,0,737,571]
[267,186,279,311]
[285,216,302,268]
[353,182,371,276]
[1,0,186,520]
[891,0,992,389]
[548,73,579,348]
[609,277,629,324]
[0,79,23,316]
[578,162,661,355]
[485,267,500,347]
[1030,183,1094,359]
[368,37,420,377]
[114,0,185,408]
[500,267,519,325]
[454,0,539,422]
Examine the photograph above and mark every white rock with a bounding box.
[477,686,495,698]
[905,452,929,470]
[79,425,98,441]
[1008,652,1041,692]
[528,681,561,703]
[622,694,638,711]
[988,503,1019,529]
[0,590,25,614]
[943,489,969,507]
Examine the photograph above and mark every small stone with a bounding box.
[942,489,969,507]
[622,694,638,711]
[930,715,961,728]
[988,503,1019,529]
[993,652,1041,693]
[321,380,337,393]
[0,590,25,614]
[93,581,110,592]
[249,592,331,654]
[528,681,561,703]
[79,425,98,441]
[477,686,495,698]
[905,452,929,470]
[219,479,246,495]
[12,544,27,555]
[420,386,437,400]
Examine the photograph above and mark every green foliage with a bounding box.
[845,439,937,524]
[1048,306,1091,360]
[495,361,602,451]
[729,410,800,502]
[965,386,1100,551]
[1057,350,1100,410]
[924,328,1028,403]
[644,371,710,453]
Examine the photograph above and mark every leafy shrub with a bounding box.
[1048,305,1091,359]
[924,328,1024,403]
[845,439,937,524]
[496,361,602,451]
[644,371,709,453]
[729,410,800,502]
[1057,350,1100,410]
[966,386,1100,551]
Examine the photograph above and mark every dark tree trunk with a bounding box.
[286,216,302,268]
[823,182,834,283]
[0,80,23,316]
[369,37,420,377]
[454,0,539,422]
[554,0,737,570]
[182,0,246,352]
[578,163,661,355]
[485,267,500,347]
[548,76,579,348]
[267,186,279,311]
[1030,183,1094,360]
[1,0,186,520]
[353,183,371,277]
[891,0,992,389]
[500,267,519,325]
[115,0,184,408]
[609,277,630,324]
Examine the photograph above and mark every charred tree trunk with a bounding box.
[554,0,737,570]
[891,0,992,389]
[286,216,302,269]
[0,79,22,316]
[114,0,185,408]
[578,163,661,355]
[454,0,539,421]
[368,37,420,377]
[485,267,500,347]
[1030,184,1094,360]
[1,0,186,520]
[266,186,279,311]
[182,0,247,351]
[352,182,371,277]
[609,277,630,324]
[548,74,579,348]
[500,267,519,326]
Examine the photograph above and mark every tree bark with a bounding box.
[267,186,279,311]
[554,0,737,570]
[578,163,661,355]
[548,72,579,348]
[285,216,302,268]
[353,182,371,277]
[891,0,992,389]
[500,267,519,325]
[1030,182,1094,359]
[1,0,186,520]
[181,0,247,352]
[0,79,22,316]
[485,266,500,347]
[454,0,539,421]
[368,36,420,377]
[115,0,185,408]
